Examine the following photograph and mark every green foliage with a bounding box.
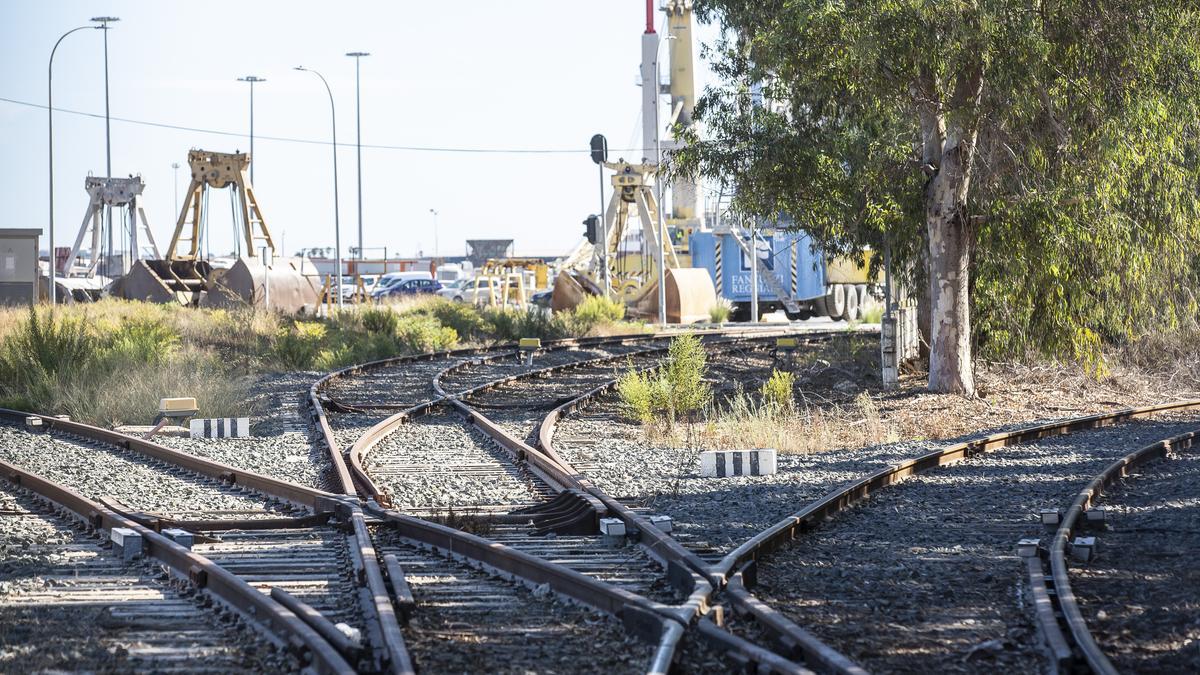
[360,307,399,334]
[616,334,712,428]
[395,315,458,353]
[0,308,94,409]
[682,0,1200,368]
[709,301,732,324]
[483,307,573,342]
[759,369,796,417]
[271,321,328,370]
[571,295,625,327]
[101,317,180,367]
[429,299,491,341]
[617,367,669,425]
[665,334,712,417]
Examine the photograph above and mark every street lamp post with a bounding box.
[295,66,343,311]
[428,209,439,260]
[236,76,265,183]
[652,34,676,325]
[91,16,118,278]
[346,52,370,268]
[48,23,98,304]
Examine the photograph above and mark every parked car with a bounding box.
[370,272,434,299]
[436,278,469,301]
[340,274,380,301]
[439,277,503,304]
[375,277,442,300]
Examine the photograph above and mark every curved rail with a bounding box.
[0,457,355,674]
[1032,428,1200,674]
[533,345,1200,672]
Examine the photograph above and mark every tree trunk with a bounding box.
[925,142,975,395]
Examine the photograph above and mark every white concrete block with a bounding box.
[1084,506,1107,525]
[699,449,777,477]
[648,515,673,533]
[599,518,626,537]
[110,527,143,560]
[1039,509,1061,527]
[189,417,250,439]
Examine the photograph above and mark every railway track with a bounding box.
[0,481,291,674]
[1028,428,1200,675]
[308,327,830,672]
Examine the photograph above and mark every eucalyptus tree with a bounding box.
[677,1,1200,394]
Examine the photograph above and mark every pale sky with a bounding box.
[1,1,721,260]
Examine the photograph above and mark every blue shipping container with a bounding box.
[689,230,826,304]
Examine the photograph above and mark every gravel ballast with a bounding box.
[743,418,1200,674]
[0,424,295,520]
[1069,443,1200,673]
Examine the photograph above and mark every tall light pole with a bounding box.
[91,16,118,278]
[48,24,98,305]
[236,76,265,183]
[346,52,369,267]
[295,66,343,311]
[652,34,676,325]
[428,209,439,260]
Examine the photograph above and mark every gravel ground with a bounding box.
[156,371,336,491]
[1070,445,1200,673]
[0,423,296,520]
[745,417,1200,674]
[0,483,292,673]
[364,412,548,509]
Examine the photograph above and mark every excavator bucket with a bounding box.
[628,268,717,323]
[112,259,210,305]
[551,271,604,313]
[201,257,321,313]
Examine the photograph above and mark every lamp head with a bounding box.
[346,51,371,58]
[90,16,119,25]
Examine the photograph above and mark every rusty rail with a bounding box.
[1031,428,1200,675]
[0,458,355,674]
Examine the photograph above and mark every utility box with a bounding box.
[0,229,40,306]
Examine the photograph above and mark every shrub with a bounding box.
[0,308,95,410]
[360,306,399,334]
[272,321,328,370]
[483,307,573,342]
[616,334,711,428]
[760,369,796,417]
[430,299,490,341]
[572,295,626,330]
[665,334,711,418]
[101,317,180,367]
[709,299,733,324]
[395,316,458,353]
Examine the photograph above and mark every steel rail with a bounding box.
[0,409,347,512]
[1033,428,1200,675]
[0,457,355,674]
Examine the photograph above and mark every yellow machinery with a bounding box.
[552,159,715,322]
[114,149,319,311]
[473,258,549,308]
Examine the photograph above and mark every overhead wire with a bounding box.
[1,96,649,156]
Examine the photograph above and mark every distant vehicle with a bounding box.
[340,274,380,301]
[436,278,469,301]
[441,277,504,305]
[375,277,442,300]
[370,271,433,299]
[435,262,473,284]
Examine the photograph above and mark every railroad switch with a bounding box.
[1016,538,1041,558]
[110,527,144,561]
[1070,536,1098,562]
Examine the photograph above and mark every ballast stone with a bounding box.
[700,449,777,477]
[189,417,250,439]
